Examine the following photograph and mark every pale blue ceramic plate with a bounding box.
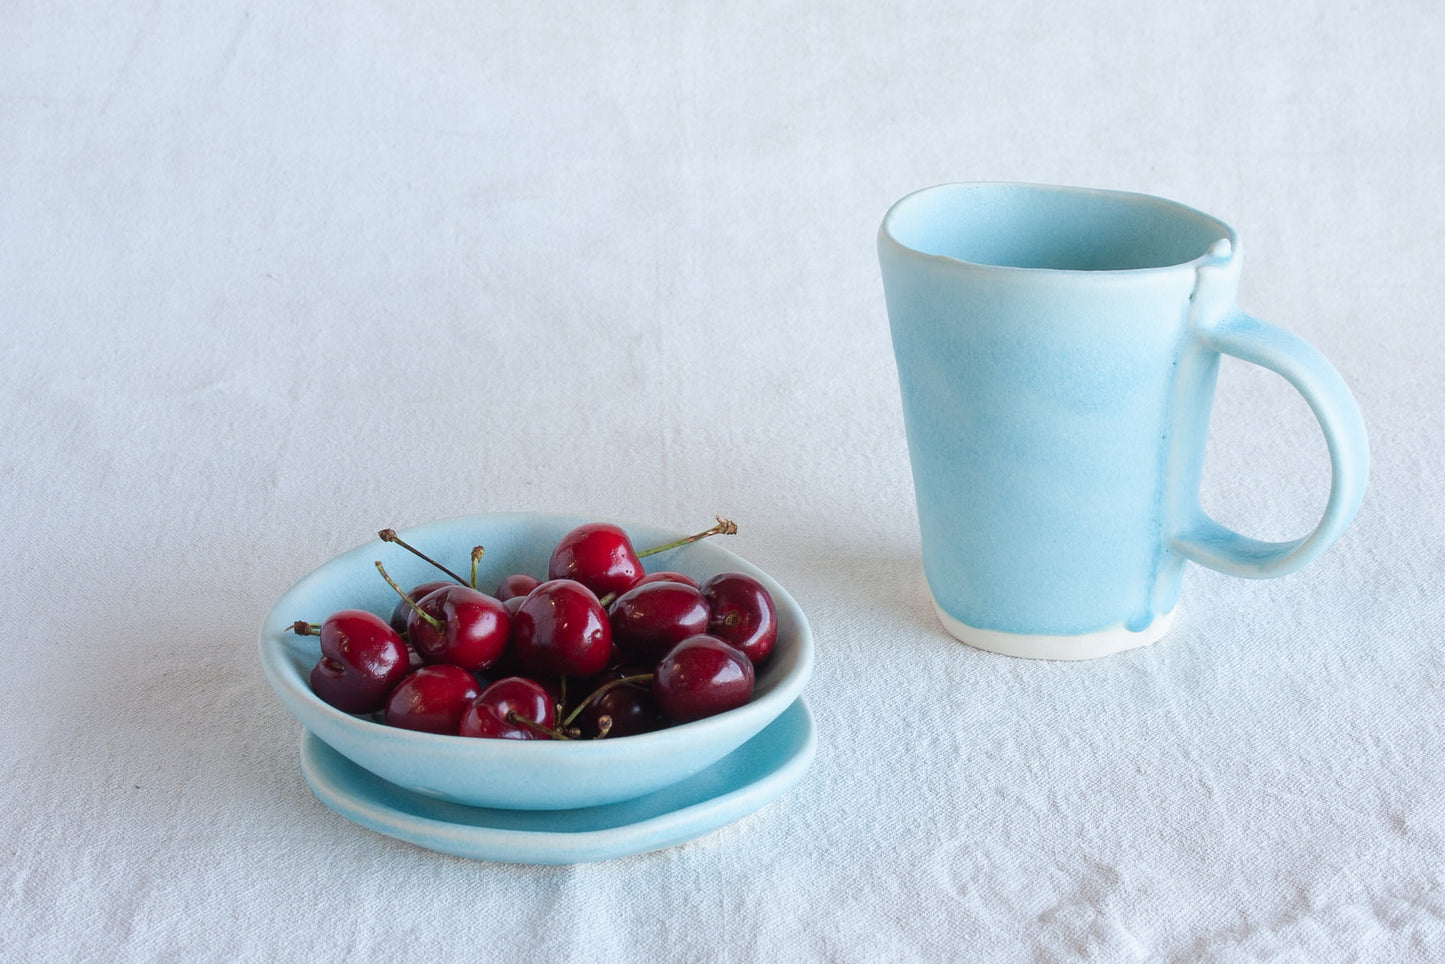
[298,699,816,864]
[259,513,814,810]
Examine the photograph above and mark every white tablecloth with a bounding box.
[4,1,1442,960]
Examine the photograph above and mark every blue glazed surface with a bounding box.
[880,183,1368,643]
[298,699,816,864]
[259,513,814,810]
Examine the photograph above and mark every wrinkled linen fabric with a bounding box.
[3,1,1442,960]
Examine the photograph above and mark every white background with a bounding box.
[4,1,1442,960]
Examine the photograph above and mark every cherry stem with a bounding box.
[561,673,654,728]
[374,561,445,633]
[504,710,572,741]
[595,715,613,739]
[636,516,737,558]
[290,621,321,636]
[469,546,484,590]
[377,528,469,585]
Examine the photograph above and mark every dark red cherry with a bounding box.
[701,572,778,665]
[652,634,755,723]
[574,672,665,738]
[510,579,613,678]
[388,580,453,635]
[495,573,540,602]
[459,677,558,739]
[384,664,482,734]
[547,523,643,598]
[609,581,711,663]
[406,584,511,673]
[634,570,699,589]
[304,610,411,714]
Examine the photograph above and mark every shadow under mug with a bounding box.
[878,183,1368,660]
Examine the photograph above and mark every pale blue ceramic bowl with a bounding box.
[258,513,814,811]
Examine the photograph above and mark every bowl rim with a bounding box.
[258,511,814,760]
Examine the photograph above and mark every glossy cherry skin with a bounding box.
[308,610,411,714]
[406,584,511,673]
[383,664,481,734]
[609,581,711,663]
[574,668,665,738]
[388,580,453,635]
[459,677,557,739]
[510,579,613,678]
[701,572,778,665]
[634,570,699,589]
[547,523,643,598]
[494,573,540,602]
[652,634,755,723]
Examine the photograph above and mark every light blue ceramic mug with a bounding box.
[878,183,1368,660]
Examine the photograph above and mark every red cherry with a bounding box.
[303,610,411,714]
[652,634,755,723]
[609,581,711,663]
[459,677,558,739]
[495,573,540,602]
[701,572,778,665]
[572,667,665,738]
[547,523,644,598]
[406,585,511,673]
[634,570,700,589]
[384,664,482,734]
[388,580,453,635]
[511,579,613,678]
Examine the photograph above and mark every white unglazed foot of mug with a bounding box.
[931,602,1176,660]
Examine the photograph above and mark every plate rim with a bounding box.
[298,698,817,864]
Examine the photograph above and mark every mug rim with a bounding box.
[879,181,1240,275]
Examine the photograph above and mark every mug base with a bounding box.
[931,602,1176,660]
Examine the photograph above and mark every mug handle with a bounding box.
[1172,309,1369,578]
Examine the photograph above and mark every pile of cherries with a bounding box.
[293,518,778,741]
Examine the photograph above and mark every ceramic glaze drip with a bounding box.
[1146,237,1242,625]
